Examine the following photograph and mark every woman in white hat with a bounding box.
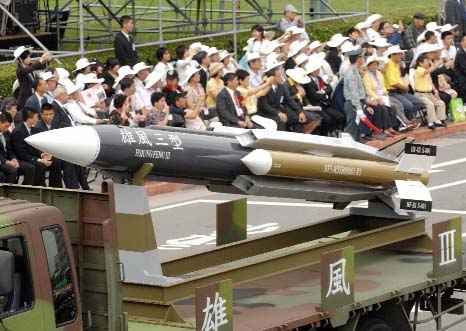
[325,34,348,75]
[15,46,52,110]
[362,56,403,137]
[73,58,95,86]
[220,51,239,74]
[183,66,207,130]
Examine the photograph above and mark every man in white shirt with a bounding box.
[63,83,106,125]
[247,52,263,88]
[141,71,164,112]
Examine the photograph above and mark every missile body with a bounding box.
[241,149,429,186]
[25,125,252,185]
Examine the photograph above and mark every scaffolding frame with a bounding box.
[0,0,372,63]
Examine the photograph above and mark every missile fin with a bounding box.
[378,137,415,159]
[396,143,436,174]
[396,180,432,212]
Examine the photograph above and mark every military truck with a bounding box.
[0,182,465,331]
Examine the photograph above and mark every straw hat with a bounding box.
[286,67,311,85]
[209,62,225,77]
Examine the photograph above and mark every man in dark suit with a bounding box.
[257,66,304,132]
[303,70,346,135]
[18,76,49,126]
[11,107,63,187]
[216,73,254,128]
[51,86,74,129]
[33,103,82,189]
[454,35,466,100]
[193,51,209,90]
[114,15,138,67]
[0,113,35,185]
[445,0,466,39]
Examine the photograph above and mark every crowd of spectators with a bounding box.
[2,3,466,188]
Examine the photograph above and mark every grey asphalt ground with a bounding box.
[147,131,466,331]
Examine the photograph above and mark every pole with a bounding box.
[232,0,238,59]
[301,0,305,27]
[365,0,369,16]
[158,0,163,43]
[79,0,85,57]
[0,4,62,64]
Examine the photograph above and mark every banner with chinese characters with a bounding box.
[196,279,233,331]
[321,246,354,311]
[432,218,462,278]
[216,198,247,246]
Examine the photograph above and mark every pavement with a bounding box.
[145,130,466,331]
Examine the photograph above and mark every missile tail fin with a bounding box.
[396,180,432,212]
[396,143,437,174]
[378,137,415,159]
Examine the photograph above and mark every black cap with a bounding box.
[413,12,426,19]
[167,70,178,79]
[169,91,187,105]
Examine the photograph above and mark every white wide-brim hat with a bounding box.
[133,62,153,73]
[327,34,349,48]
[365,55,386,67]
[74,58,96,72]
[82,73,104,84]
[64,82,81,95]
[262,40,284,55]
[385,45,407,57]
[305,59,323,75]
[369,37,392,48]
[181,66,201,86]
[308,40,324,52]
[286,67,311,85]
[144,70,164,88]
[295,53,309,66]
[288,40,309,58]
[264,57,285,73]
[365,13,383,25]
[13,46,33,60]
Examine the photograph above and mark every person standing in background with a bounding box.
[114,15,138,67]
[445,0,466,40]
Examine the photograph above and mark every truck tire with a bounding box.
[356,317,392,331]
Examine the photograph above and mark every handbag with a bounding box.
[449,98,466,122]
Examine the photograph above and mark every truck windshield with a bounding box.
[41,227,77,327]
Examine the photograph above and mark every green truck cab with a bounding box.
[0,199,81,330]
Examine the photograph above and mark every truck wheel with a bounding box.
[356,317,392,331]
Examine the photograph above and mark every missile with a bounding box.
[25,125,436,213]
[241,149,429,186]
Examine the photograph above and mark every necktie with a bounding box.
[233,92,244,117]
[0,134,6,152]
[41,97,47,108]
[63,106,76,127]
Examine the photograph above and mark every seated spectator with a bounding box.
[14,46,50,110]
[325,34,348,74]
[153,47,174,83]
[369,38,392,57]
[11,107,62,187]
[404,12,426,50]
[169,91,203,128]
[81,73,107,118]
[414,55,447,130]
[348,26,365,45]
[216,73,254,128]
[133,62,152,97]
[182,67,207,130]
[90,60,104,76]
[279,4,309,41]
[454,35,466,100]
[219,51,239,74]
[51,86,74,129]
[304,61,346,135]
[339,43,359,77]
[284,67,322,134]
[146,92,170,126]
[257,58,309,132]
[73,58,95,86]
[205,63,225,125]
[384,45,423,123]
[109,94,131,126]
[1,98,18,131]
[0,113,35,185]
[162,70,184,106]
[102,58,120,98]
[237,69,273,116]
[24,76,49,118]
[439,31,456,76]
[142,71,164,111]
[366,14,383,41]
[111,78,147,126]
[207,47,221,64]
[42,69,58,102]
[193,51,210,90]
[63,82,105,125]
[176,45,196,84]
[33,103,55,132]
[247,52,264,88]
[379,21,404,46]
[285,40,308,70]
[437,74,458,99]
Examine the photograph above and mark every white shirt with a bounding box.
[64,100,98,125]
[141,88,156,112]
[176,58,197,84]
[226,87,243,117]
[35,92,44,107]
[339,58,351,78]
[367,28,380,41]
[153,61,174,83]
[248,69,263,88]
[441,45,457,61]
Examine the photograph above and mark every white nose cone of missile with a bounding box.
[241,149,273,175]
[25,126,100,167]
